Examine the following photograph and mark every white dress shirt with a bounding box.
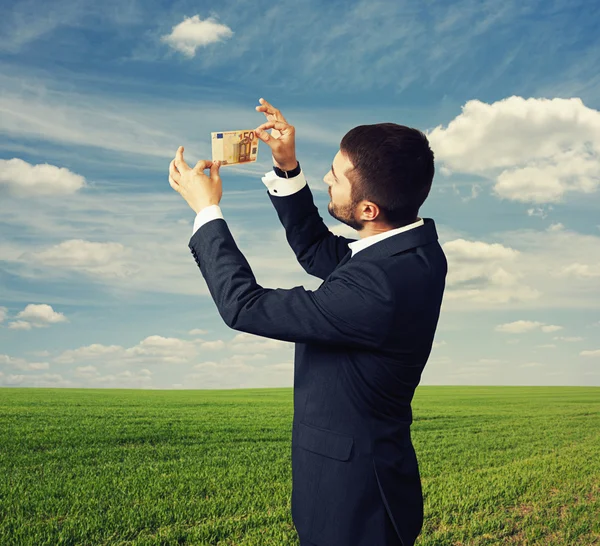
[192,167,424,257]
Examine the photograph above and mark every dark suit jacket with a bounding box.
[189,182,447,546]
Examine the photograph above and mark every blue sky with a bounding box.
[1,0,599,389]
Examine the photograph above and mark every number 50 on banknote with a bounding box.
[211,130,259,166]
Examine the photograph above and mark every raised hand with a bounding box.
[255,98,297,170]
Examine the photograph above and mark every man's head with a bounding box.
[323,123,434,236]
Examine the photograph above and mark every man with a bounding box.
[168,98,447,546]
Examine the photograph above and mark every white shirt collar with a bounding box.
[347,217,424,257]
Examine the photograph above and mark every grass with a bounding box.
[0,386,598,545]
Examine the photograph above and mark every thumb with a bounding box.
[256,129,270,143]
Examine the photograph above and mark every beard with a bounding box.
[327,198,365,231]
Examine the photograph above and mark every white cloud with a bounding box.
[0,373,72,387]
[191,357,255,372]
[440,224,600,310]
[87,369,153,388]
[75,365,99,378]
[1,374,25,385]
[125,335,198,363]
[541,325,563,333]
[428,96,600,204]
[496,320,542,333]
[0,158,85,197]
[8,303,68,330]
[444,239,519,263]
[51,332,279,369]
[0,358,155,389]
[53,344,123,365]
[0,354,50,371]
[442,239,539,304]
[20,239,139,279]
[452,183,481,202]
[0,306,8,323]
[15,304,68,325]
[198,340,226,351]
[53,336,200,366]
[33,331,292,389]
[8,321,33,330]
[495,320,562,334]
[6,364,154,388]
[494,149,599,203]
[553,336,584,342]
[527,206,553,219]
[21,362,49,370]
[558,263,600,279]
[161,15,234,57]
[183,352,290,389]
[580,349,600,357]
[229,332,289,353]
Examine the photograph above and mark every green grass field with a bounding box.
[0,386,598,545]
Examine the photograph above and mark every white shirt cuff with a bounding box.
[261,168,307,196]
[192,167,308,236]
[192,204,224,235]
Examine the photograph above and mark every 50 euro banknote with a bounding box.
[211,130,260,166]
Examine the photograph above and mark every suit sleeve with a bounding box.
[263,169,358,281]
[189,218,394,350]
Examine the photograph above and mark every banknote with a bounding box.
[211,129,259,166]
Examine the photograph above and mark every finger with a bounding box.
[175,146,190,171]
[193,160,212,172]
[210,161,221,182]
[255,98,280,114]
[168,175,180,191]
[256,97,275,110]
[255,121,290,132]
[256,105,278,114]
[169,159,180,180]
[256,99,287,121]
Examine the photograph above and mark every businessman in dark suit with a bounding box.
[168,98,447,546]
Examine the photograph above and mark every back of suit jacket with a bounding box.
[267,182,447,546]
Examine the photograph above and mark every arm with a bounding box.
[263,166,357,280]
[188,217,392,349]
[252,98,357,280]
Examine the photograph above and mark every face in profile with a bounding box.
[323,150,373,232]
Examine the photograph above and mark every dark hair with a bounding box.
[340,123,434,228]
